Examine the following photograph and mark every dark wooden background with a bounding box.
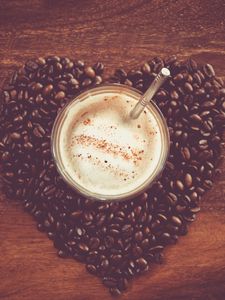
[0,1,225,299]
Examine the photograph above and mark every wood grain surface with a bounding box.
[0,1,225,299]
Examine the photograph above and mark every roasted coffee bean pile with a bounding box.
[0,55,224,296]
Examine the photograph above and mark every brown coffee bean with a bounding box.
[166,192,178,206]
[170,90,179,100]
[203,120,213,131]
[181,147,191,161]
[104,235,114,248]
[199,140,208,151]
[103,277,117,288]
[203,64,215,78]
[160,232,171,244]
[78,243,89,253]
[55,91,65,101]
[136,257,148,269]
[93,62,104,75]
[190,191,198,201]
[141,238,149,249]
[110,288,121,296]
[84,66,96,78]
[122,224,133,237]
[141,62,151,74]
[134,231,143,242]
[132,245,143,258]
[188,58,198,72]
[175,180,184,192]
[10,132,21,140]
[43,84,53,96]
[184,82,193,93]
[24,142,34,150]
[70,210,82,219]
[86,264,97,274]
[33,124,46,138]
[118,277,128,291]
[202,99,216,109]
[173,73,184,83]
[89,237,100,249]
[82,78,92,87]
[101,259,109,270]
[94,76,102,85]
[171,216,182,227]
[203,179,213,189]
[164,55,177,66]
[184,173,192,187]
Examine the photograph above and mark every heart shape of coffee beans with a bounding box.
[0,55,224,296]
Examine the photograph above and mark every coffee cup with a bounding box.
[51,84,170,201]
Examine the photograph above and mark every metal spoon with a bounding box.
[129,67,170,119]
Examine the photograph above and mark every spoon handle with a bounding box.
[130,67,170,119]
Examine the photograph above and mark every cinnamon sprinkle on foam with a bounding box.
[72,134,144,163]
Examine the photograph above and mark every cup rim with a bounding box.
[51,83,170,202]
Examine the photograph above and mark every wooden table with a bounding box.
[0,1,225,299]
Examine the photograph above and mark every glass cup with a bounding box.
[51,84,170,202]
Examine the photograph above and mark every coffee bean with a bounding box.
[93,62,104,75]
[78,243,89,253]
[110,287,121,296]
[164,55,177,66]
[175,180,184,192]
[188,58,198,72]
[9,131,20,141]
[136,257,148,269]
[76,227,85,237]
[104,235,114,248]
[58,250,68,258]
[180,147,191,161]
[1,151,10,161]
[100,259,109,270]
[82,78,92,87]
[134,231,143,242]
[103,277,117,288]
[166,192,178,206]
[89,237,100,250]
[86,264,97,274]
[184,82,193,93]
[118,277,128,291]
[124,78,133,87]
[141,63,151,74]
[24,142,34,150]
[55,91,65,101]
[70,210,82,219]
[33,124,45,138]
[122,224,133,237]
[203,64,215,78]
[94,76,102,85]
[184,173,192,187]
[171,216,182,227]
[84,67,96,79]
[170,90,179,100]
[36,57,46,66]
[203,179,213,190]
[115,69,127,81]
[43,84,54,96]
[190,114,202,124]
[132,245,143,258]
[173,73,183,83]
[160,232,171,244]
[203,120,214,131]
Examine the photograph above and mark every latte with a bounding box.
[57,90,164,196]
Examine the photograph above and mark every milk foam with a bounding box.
[59,92,162,196]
